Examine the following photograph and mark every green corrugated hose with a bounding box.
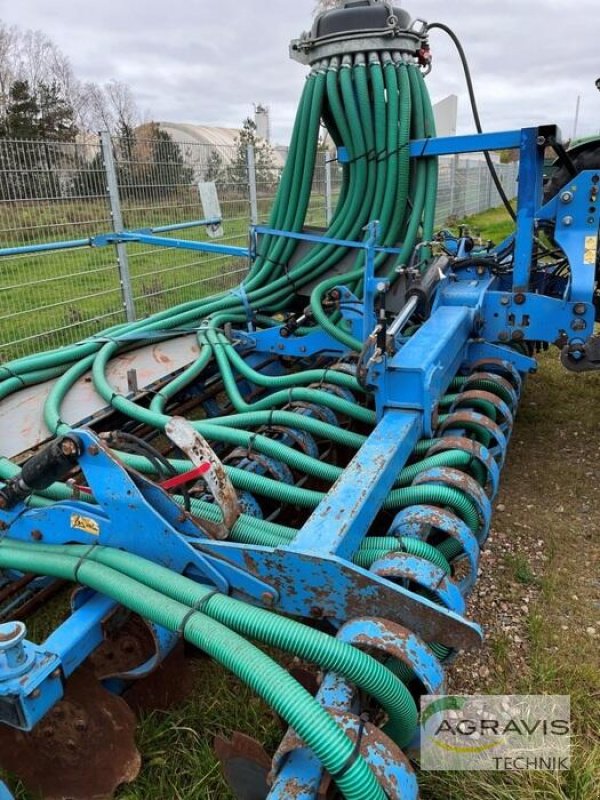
[4,538,420,747]
[0,541,387,800]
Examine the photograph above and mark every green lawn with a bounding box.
[0,192,329,359]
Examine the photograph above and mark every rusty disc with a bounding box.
[89,611,156,679]
[0,666,141,800]
[123,641,195,714]
[89,611,195,715]
[214,732,271,800]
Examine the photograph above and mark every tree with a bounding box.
[205,149,225,183]
[0,23,86,129]
[1,79,39,138]
[0,77,78,199]
[0,81,40,198]
[228,117,277,193]
[0,24,19,116]
[0,22,141,135]
[37,81,77,141]
[146,124,193,199]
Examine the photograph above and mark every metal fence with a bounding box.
[0,133,517,359]
[435,156,519,225]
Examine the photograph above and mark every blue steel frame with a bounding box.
[0,217,245,260]
[0,124,598,799]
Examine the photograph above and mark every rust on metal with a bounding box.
[322,708,412,800]
[0,624,19,643]
[0,574,33,605]
[425,436,497,495]
[89,612,156,680]
[214,731,271,800]
[464,371,518,408]
[372,554,447,589]
[451,389,514,428]
[438,409,505,453]
[0,577,68,624]
[413,465,489,530]
[0,666,140,800]
[166,416,240,538]
[470,357,522,390]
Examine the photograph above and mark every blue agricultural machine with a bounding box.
[0,2,598,798]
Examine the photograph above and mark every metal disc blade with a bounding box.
[214,732,271,800]
[0,666,141,800]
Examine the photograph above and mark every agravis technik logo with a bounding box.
[420,695,571,771]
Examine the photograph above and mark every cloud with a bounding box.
[3,0,599,143]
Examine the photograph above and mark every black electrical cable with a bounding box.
[427,22,517,222]
[107,430,192,512]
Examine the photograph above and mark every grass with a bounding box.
[505,553,539,586]
[0,191,329,359]
[3,202,600,799]
[454,204,516,244]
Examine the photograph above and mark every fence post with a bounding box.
[100,130,136,322]
[449,154,459,219]
[486,163,494,210]
[477,162,485,216]
[247,144,259,226]
[325,154,333,226]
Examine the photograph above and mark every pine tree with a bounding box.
[115,120,137,199]
[205,149,225,183]
[37,81,77,142]
[0,81,40,198]
[227,117,256,190]
[2,79,38,138]
[0,79,78,199]
[149,127,193,199]
[228,117,277,193]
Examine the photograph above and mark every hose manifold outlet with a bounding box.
[290,0,427,65]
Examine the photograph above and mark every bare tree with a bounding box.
[0,23,19,114]
[104,80,139,133]
[77,81,114,132]
[0,23,140,135]
[0,24,88,124]
[56,78,140,136]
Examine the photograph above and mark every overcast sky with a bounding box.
[4,0,600,144]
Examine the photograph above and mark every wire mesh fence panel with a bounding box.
[0,138,124,360]
[462,159,484,217]
[256,146,287,226]
[305,150,328,228]
[112,136,253,318]
[0,132,523,359]
[327,158,345,224]
[434,157,455,226]
[435,157,519,227]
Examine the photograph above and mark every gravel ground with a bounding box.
[448,348,600,697]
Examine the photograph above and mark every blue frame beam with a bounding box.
[288,410,421,560]
[409,129,524,158]
[254,224,403,255]
[0,218,229,261]
[513,127,545,291]
[93,232,249,259]
[0,238,91,258]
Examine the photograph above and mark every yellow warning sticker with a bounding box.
[584,236,598,265]
[70,514,100,536]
